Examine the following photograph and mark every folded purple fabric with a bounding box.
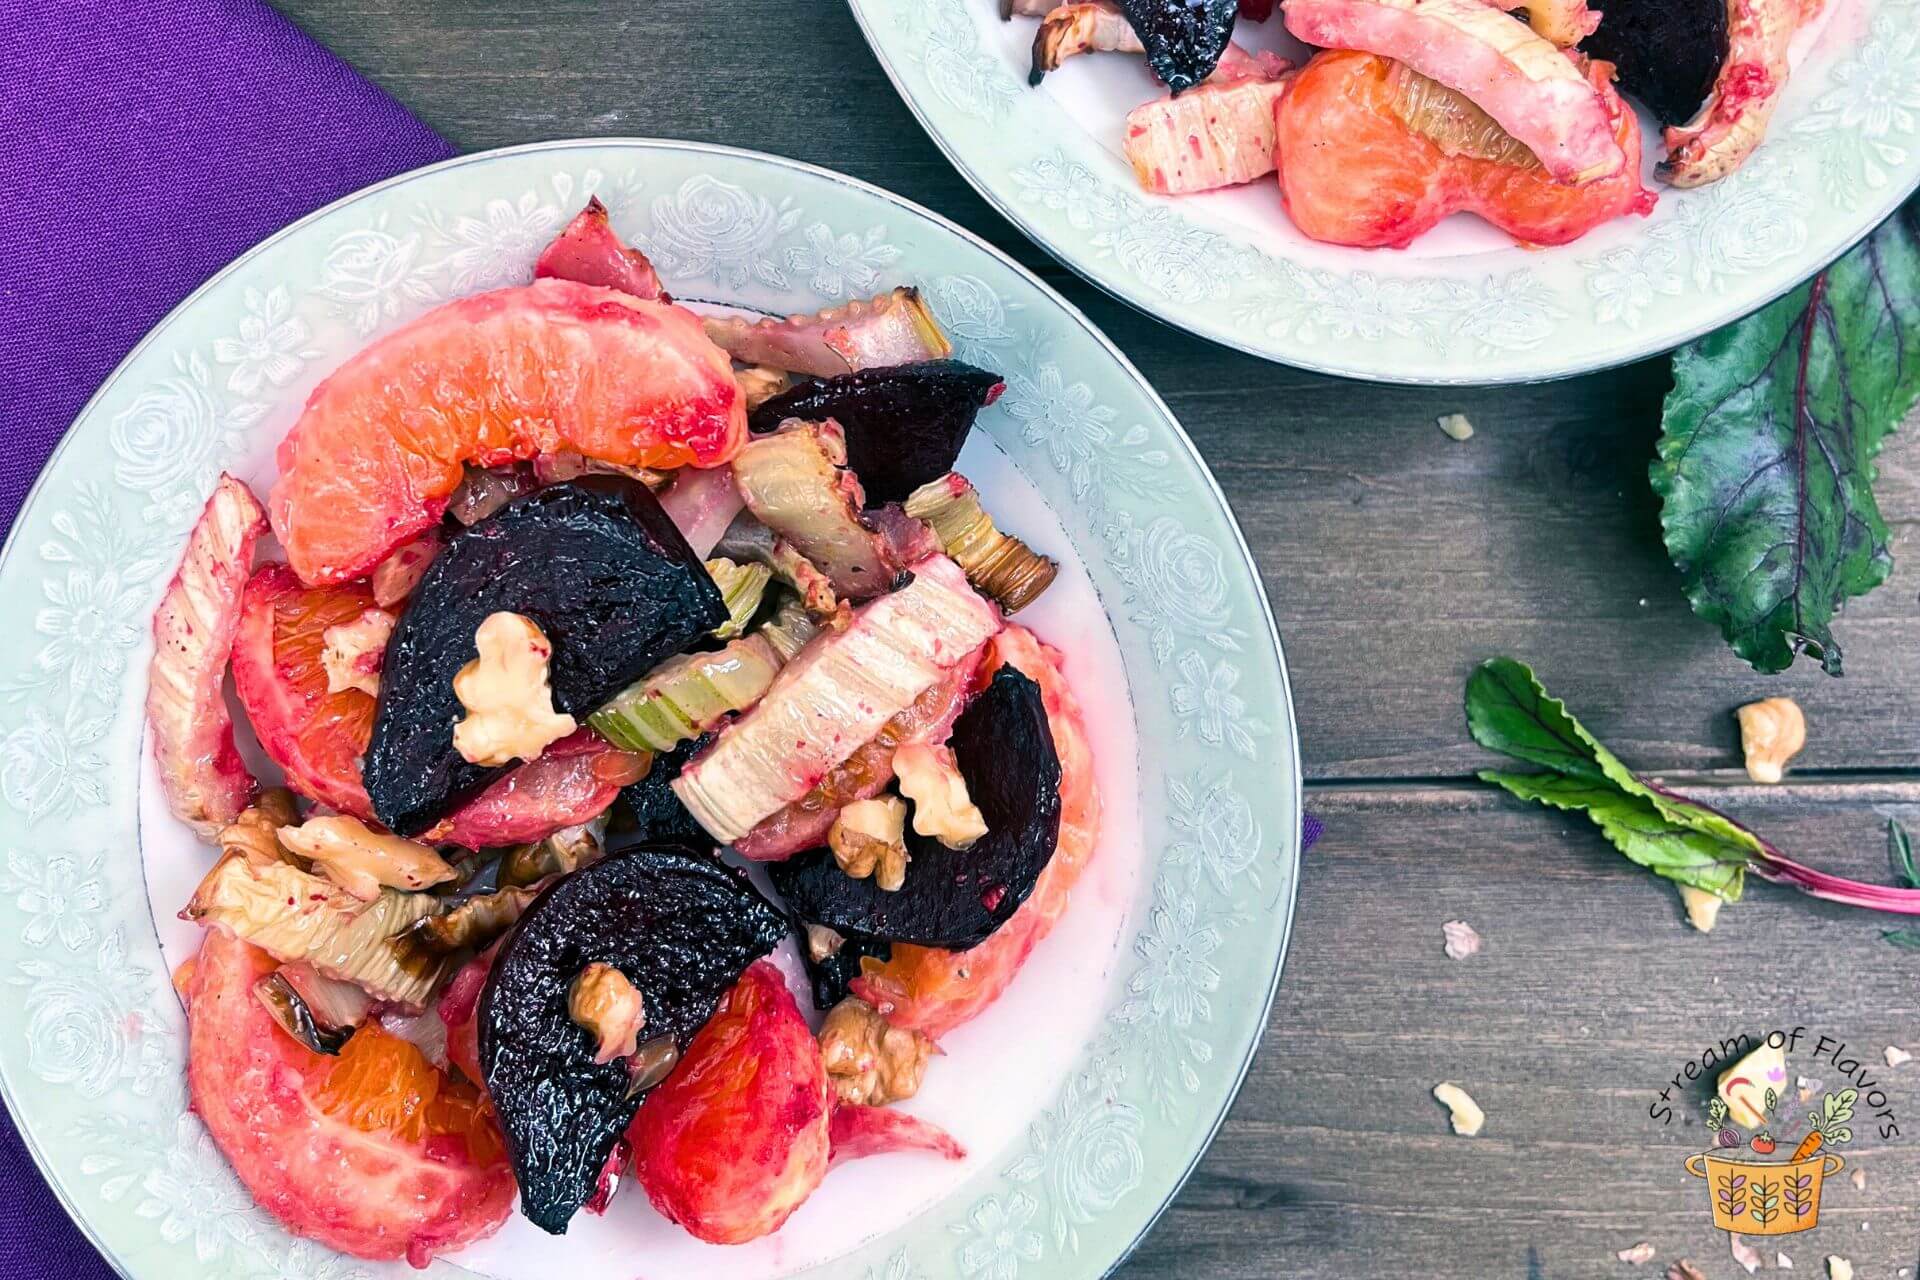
[0,0,456,534]
[0,3,451,1276]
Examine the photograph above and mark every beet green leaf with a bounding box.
[1652,199,1920,674]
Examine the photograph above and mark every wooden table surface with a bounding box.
[275,3,1920,1274]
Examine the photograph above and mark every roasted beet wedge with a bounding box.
[1116,0,1238,92]
[1583,0,1728,126]
[616,732,712,846]
[478,844,788,1233]
[746,360,1005,504]
[770,667,1061,950]
[363,478,725,835]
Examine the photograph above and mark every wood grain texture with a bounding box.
[265,3,1920,1274]
[1137,788,1920,1280]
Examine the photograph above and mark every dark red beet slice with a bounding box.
[1115,0,1238,92]
[478,844,788,1234]
[769,667,1061,951]
[1583,0,1729,126]
[614,731,712,846]
[747,360,1005,504]
[364,478,726,835]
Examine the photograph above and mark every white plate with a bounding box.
[0,141,1301,1280]
[850,0,1920,382]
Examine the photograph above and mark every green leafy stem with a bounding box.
[1466,658,1920,918]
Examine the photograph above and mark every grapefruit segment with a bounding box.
[629,962,831,1245]
[147,474,266,838]
[852,626,1099,1039]
[186,930,515,1266]
[270,279,746,584]
[231,564,376,817]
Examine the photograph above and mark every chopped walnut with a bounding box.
[806,923,847,963]
[892,742,987,849]
[321,607,396,698]
[1885,1045,1911,1068]
[1441,919,1481,959]
[1615,1243,1656,1265]
[1679,885,1723,933]
[276,815,458,901]
[1826,1257,1853,1280]
[1432,1081,1484,1136]
[217,788,301,867]
[570,962,645,1065]
[734,364,792,411]
[1736,697,1805,784]
[819,996,933,1106]
[831,796,910,892]
[452,612,578,766]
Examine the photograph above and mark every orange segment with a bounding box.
[270,279,746,584]
[186,931,514,1265]
[318,1023,502,1163]
[232,564,376,816]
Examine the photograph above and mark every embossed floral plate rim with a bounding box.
[847,0,1920,384]
[0,139,1301,1280]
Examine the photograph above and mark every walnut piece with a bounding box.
[1826,1257,1853,1280]
[1432,1081,1484,1135]
[569,962,645,1065]
[734,364,792,411]
[1441,919,1482,959]
[892,742,988,849]
[806,922,846,963]
[452,611,578,766]
[1679,885,1723,933]
[831,795,911,892]
[1736,697,1805,784]
[819,996,934,1106]
[321,607,396,698]
[1615,1242,1657,1265]
[276,815,458,901]
[217,788,301,867]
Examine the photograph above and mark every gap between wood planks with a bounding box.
[1306,768,1920,801]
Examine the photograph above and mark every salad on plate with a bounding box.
[1007,0,1812,247]
[144,195,1100,1266]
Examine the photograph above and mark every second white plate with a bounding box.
[850,0,1920,383]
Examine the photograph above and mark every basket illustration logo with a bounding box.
[1684,1084,1855,1235]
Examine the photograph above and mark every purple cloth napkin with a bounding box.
[0,0,456,533]
[0,3,451,1275]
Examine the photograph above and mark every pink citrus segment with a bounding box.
[147,474,266,838]
[630,962,831,1244]
[853,626,1100,1039]
[186,930,516,1267]
[269,279,746,584]
[231,564,377,817]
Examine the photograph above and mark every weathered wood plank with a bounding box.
[275,0,1920,783]
[1120,785,1920,1280]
